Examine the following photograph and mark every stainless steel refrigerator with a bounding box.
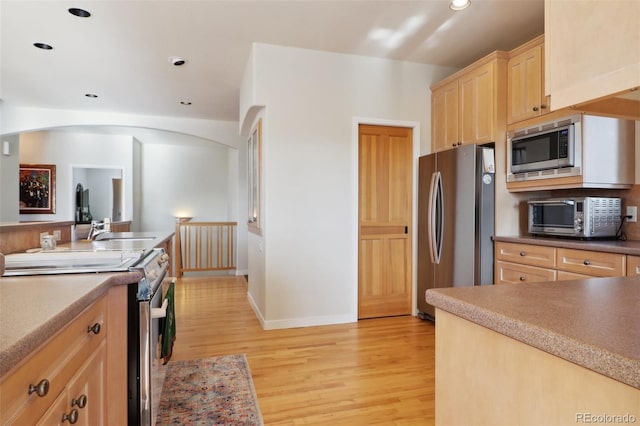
[417,144,495,320]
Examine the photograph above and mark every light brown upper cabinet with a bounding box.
[431,51,508,152]
[545,0,640,118]
[507,35,551,125]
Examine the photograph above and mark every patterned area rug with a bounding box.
[157,354,264,426]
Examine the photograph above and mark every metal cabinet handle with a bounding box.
[71,394,87,409]
[87,323,101,335]
[457,142,462,146]
[583,260,591,266]
[519,276,526,281]
[28,379,49,397]
[533,106,539,112]
[62,409,79,424]
[540,104,547,109]
[519,251,526,256]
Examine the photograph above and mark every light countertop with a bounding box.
[0,231,174,377]
[426,276,640,389]
[0,272,141,377]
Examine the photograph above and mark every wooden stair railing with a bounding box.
[175,221,237,277]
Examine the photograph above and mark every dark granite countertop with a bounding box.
[426,276,640,389]
[493,235,640,256]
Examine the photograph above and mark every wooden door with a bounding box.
[358,124,412,319]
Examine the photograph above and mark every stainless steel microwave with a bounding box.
[528,197,621,239]
[508,114,579,179]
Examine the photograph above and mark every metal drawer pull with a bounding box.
[519,252,526,256]
[519,276,526,281]
[583,260,591,266]
[72,394,87,409]
[87,323,101,335]
[62,409,79,424]
[28,379,49,397]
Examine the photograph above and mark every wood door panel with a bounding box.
[358,124,412,319]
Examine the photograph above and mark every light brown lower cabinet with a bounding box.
[0,285,127,425]
[434,309,640,425]
[556,270,595,281]
[627,255,640,276]
[495,241,630,284]
[36,341,106,426]
[495,260,556,284]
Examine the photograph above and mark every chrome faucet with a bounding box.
[87,220,110,241]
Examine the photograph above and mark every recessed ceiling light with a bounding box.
[180,101,192,106]
[68,8,91,18]
[34,42,53,50]
[449,0,471,11]
[85,94,98,98]
[169,56,187,66]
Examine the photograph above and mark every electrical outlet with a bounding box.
[626,206,637,223]
[53,230,61,240]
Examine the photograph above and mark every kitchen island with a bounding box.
[0,230,174,424]
[425,276,639,425]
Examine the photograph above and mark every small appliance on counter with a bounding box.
[528,197,622,239]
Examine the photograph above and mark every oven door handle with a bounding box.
[151,298,169,319]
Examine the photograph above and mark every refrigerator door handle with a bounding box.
[434,171,444,264]
[427,171,438,264]
[427,172,442,264]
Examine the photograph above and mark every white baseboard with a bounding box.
[235,269,249,276]
[246,291,357,330]
[246,291,266,328]
[262,313,357,330]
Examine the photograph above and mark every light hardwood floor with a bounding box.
[170,276,436,425]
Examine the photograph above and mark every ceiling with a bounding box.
[0,0,544,123]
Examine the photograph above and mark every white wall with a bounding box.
[139,142,233,231]
[241,43,456,329]
[18,131,136,223]
[0,134,20,222]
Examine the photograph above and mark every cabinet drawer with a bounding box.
[495,242,556,269]
[556,249,625,277]
[0,296,107,425]
[557,270,596,281]
[627,255,640,276]
[496,261,556,284]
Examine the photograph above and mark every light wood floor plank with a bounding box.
[170,276,435,425]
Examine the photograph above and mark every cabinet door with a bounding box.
[36,391,69,426]
[627,256,640,276]
[507,44,548,124]
[495,261,556,284]
[66,341,107,426]
[556,248,625,277]
[557,270,594,281]
[495,242,556,269]
[460,62,494,144]
[432,80,459,151]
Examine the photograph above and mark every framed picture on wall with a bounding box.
[19,164,56,214]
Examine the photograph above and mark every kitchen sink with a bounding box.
[2,249,146,276]
[100,237,156,242]
[94,233,156,242]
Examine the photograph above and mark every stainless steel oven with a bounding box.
[127,248,170,425]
